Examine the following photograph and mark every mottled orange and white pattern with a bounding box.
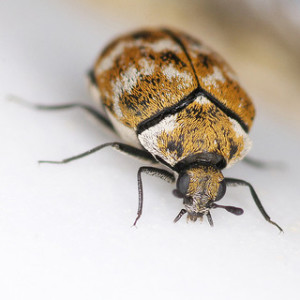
[138,95,251,167]
[173,29,255,129]
[94,30,198,128]
[91,28,255,168]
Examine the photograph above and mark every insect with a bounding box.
[16,28,282,231]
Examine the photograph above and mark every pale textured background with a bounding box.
[1,1,300,299]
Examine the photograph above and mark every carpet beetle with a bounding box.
[24,28,282,230]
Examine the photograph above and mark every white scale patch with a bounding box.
[121,65,140,94]
[162,64,193,88]
[227,118,252,168]
[194,95,210,105]
[111,77,124,118]
[96,41,128,74]
[110,62,145,118]
[146,38,181,53]
[202,66,226,88]
[96,38,181,74]
[138,58,155,76]
[138,114,179,166]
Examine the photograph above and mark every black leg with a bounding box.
[87,69,97,86]
[8,95,115,133]
[38,142,157,164]
[134,166,176,226]
[243,156,284,170]
[225,178,283,232]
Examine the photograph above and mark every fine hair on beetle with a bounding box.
[10,27,283,232]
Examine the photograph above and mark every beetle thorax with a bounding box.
[175,165,225,220]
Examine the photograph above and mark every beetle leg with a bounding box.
[38,142,157,164]
[8,95,115,133]
[243,156,284,170]
[134,166,176,226]
[225,178,283,232]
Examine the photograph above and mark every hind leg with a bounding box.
[38,142,157,164]
[8,94,115,133]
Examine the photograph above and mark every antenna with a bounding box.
[212,203,244,216]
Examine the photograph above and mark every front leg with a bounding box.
[225,178,283,232]
[8,95,115,133]
[243,156,284,170]
[134,166,175,226]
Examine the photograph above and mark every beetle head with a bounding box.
[173,165,243,225]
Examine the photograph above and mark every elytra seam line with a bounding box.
[136,29,249,134]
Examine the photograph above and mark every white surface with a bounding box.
[1,1,300,300]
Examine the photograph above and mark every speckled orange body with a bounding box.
[92,28,255,168]
[94,30,197,127]
[85,28,284,229]
[152,97,249,167]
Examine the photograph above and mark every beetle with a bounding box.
[19,28,282,230]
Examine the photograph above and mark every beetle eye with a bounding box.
[176,172,190,195]
[215,180,226,201]
[183,196,193,205]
